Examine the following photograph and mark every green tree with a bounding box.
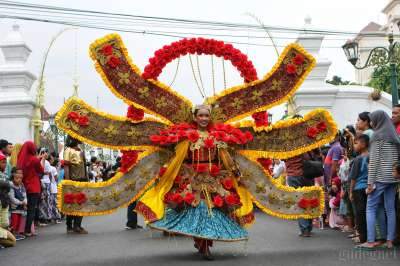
[367,64,400,94]
[326,75,350,85]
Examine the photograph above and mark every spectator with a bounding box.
[9,167,27,240]
[329,177,343,229]
[285,152,314,237]
[38,148,52,225]
[9,143,22,168]
[49,158,61,223]
[0,180,16,247]
[323,132,343,188]
[391,104,400,246]
[63,136,88,234]
[359,110,400,250]
[17,141,45,237]
[356,112,373,139]
[392,104,400,134]
[0,139,12,178]
[0,153,7,181]
[349,134,369,245]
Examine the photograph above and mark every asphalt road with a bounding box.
[1,209,399,266]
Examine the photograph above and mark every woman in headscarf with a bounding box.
[17,141,46,237]
[358,110,400,249]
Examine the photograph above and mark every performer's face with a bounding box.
[195,109,211,129]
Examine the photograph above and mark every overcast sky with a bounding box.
[0,0,389,120]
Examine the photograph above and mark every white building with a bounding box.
[354,0,400,84]
[0,24,36,144]
[293,18,392,129]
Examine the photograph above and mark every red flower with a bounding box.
[213,124,226,131]
[244,131,253,141]
[229,135,241,145]
[75,192,87,205]
[158,136,168,145]
[179,182,188,190]
[222,134,231,143]
[212,131,226,141]
[257,158,272,170]
[225,193,239,205]
[298,198,311,209]
[252,111,269,127]
[213,195,224,207]
[221,178,234,190]
[293,54,305,65]
[120,150,139,173]
[150,135,162,143]
[316,122,327,132]
[64,193,75,204]
[78,115,89,126]
[286,64,297,75]
[194,164,208,173]
[187,130,200,143]
[172,193,183,204]
[210,165,220,177]
[166,135,179,143]
[164,192,174,203]
[176,123,191,130]
[101,44,113,56]
[203,138,215,149]
[107,56,121,68]
[184,192,195,205]
[177,130,187,139]
[307,127,319,138]
[127,106,144,121]
[309,198,319,208]
[67,111,79,121]
[174,175,182,183]
[159,167,167,176]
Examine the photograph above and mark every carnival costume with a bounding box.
[55,34,337,256]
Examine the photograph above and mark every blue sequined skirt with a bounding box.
[149,201,248,241]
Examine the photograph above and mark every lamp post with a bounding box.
[48,114,58,155]
[342,33,399,107]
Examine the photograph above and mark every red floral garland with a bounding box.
[142,38,258,82]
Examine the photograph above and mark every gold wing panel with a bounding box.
[237,109,338,159]
[58,149,173,216]
[89,34,192,125]
[233,152,324,219]
[55,97,165,151]
[207,43,316,123]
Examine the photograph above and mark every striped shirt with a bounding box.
[368,140,400,184]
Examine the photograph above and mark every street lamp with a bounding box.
[48,114,58,155]
[342,33,399,106]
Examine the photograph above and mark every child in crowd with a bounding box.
[9,167,27,240]
[50,159,61,223]
[0,180,16,248]
[349,134,369,245]
[0,153,8,181]
[338,150,353,233]
[329,177,343,229]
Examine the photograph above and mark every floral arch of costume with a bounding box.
[55,34,337,232]
[142,37,258,82]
